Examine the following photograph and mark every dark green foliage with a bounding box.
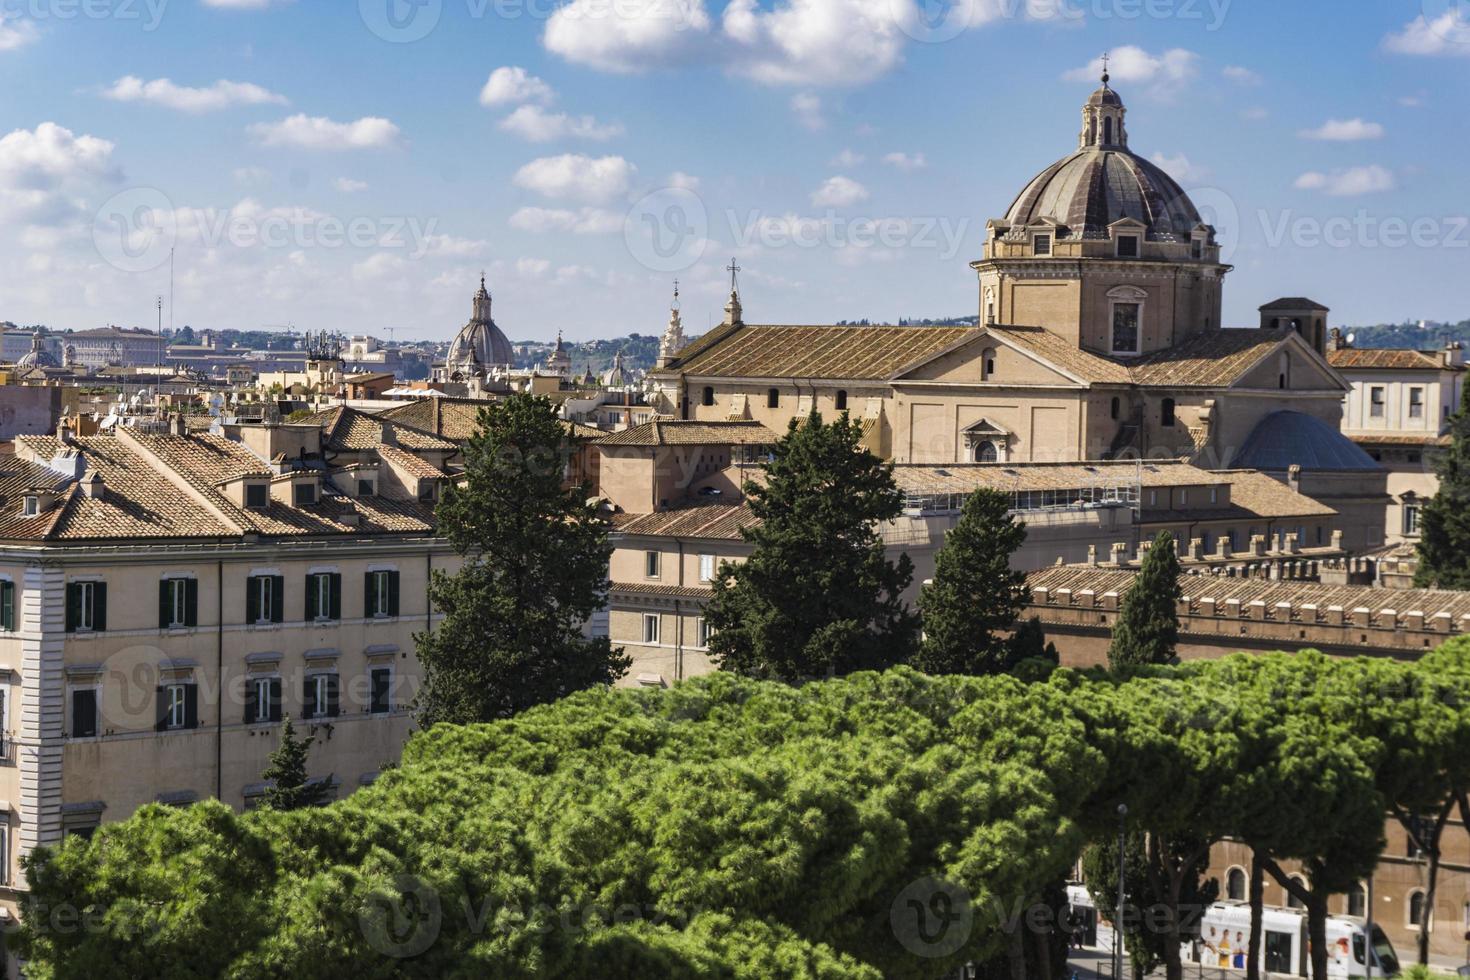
[915,489,1032,675]
[258,716,328,811]
[1107,532,1181,669]
[706,411,919,680]
[1416,382,1470,588]
[414,394,628,724]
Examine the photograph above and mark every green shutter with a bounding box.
[183,685,199,730]
[271,576,285,623]
[185,578,198,628]
[326,675,339,718]
[154,686,168,731]
[388,571,400,617]
[329,574,342,621]
[158,580,172,630]
[301,676,314,720]
[245,577,260,625]
[65,583,80,634]
[305,575,319,620]
[92,582,107,633]
[269,678,283,722]
[1,581,14,632]
[363,572,375,619]
[244,678,259,724]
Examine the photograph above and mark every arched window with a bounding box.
[981,347,996,381]
[835,390,848,412]
[702,386,714,407]
[1110,396,1120,420]
[1409,889,1426,927]
[1347,883,1366,918]
[1161,398,1176,427]
[1226,867,1246,902]
[974,441,998,464]
[1279,373,1286,389]
[767,388,780,409]
[1286,877,1307,910]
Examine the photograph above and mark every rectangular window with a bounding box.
[245,676,282,725]
[245,483,268,509]
[358,480,375,497]
[305,572,342,622]
[1116,234,1139,258]
[366,570,400,618]
[1370,387,1385,418]
[246,575,285,625]
[1033,233,1052,256]
[370,667,393,715]
[303,673,339,720]
[157,682,197,732]
[697,617,712,647]
[1111,303,1140,354]
[1405,504,1421,536]
[294,482,317,506]
[645,551,661,579]
[21,497,38,518]
[699,554,716,583]
[71,688,98,739]
[65,581,106,634]
[1190,238,1203,260]
[158,578,197,630]
[1409,387,1424,419]
[0,581,14,632]
[642,614,660,644]
[1209,487,1219,504]
[766,388,780,409]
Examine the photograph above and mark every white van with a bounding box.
[1190,901,1399,978]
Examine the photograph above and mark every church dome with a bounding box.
[1003,77,1204,243]
[445,275,513,376]
[1230,411,1380,471]
[16,331,58,369]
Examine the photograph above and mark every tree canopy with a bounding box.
[1416,381,1470,588]
[1107,532,1181,670]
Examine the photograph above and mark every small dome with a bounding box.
[1230,411,1380,471]
[445,276,513,375]
[16,332,58,369]
[1086,85,1122,107]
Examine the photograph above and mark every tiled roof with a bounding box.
[0,458,71,538]
[307,405,457,452]
[598,420,779,448]
[376,443,449,481]
[1027,564,1470,630]
[1327,348,1456,371]
[377,398,486,441]
[983,325,1131,384]
[891,459,1222,495]
[1128,329,1297,387]
[1259,297,1330,311]
[608,582,714,600]
[1346,432,1450,448]
[615,502,757,539]
[671,324,978,380]
[1143,469,1336,522]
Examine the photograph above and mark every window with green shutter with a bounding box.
[246,576,284,625]
[66,581,105,634]
[365,570,400,618]
[0,581,15,632]
[158,578,198,630]
[306,573,341,622]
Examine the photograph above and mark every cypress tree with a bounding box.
[706,410,919,680]
[259,717,328,811]
[915,488,1033,675]
[414,393,628,725]
[1107,531,1181,669]
[1416,382,1470,588]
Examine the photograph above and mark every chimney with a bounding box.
[79,471,105,500]
[1329,327,1346,352]
[57,421,74,445]
[169,414,187,437]
[1444,341,1464,369]
[1287,464,1302,494]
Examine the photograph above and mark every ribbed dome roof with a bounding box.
[1004,147,1203,242]
[1086,85,1122,107]
[1230,411,1381,472]
[446,277,513,373]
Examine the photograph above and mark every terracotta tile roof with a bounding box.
[376,443,449,481]
[377,398,486,441]
[1327,348,1456,371]
[1143,469,1336,522]
[1347,432,1450,447]
[1027,564,1470,630]
[0,458,71,538]
[608,582,714,600]
[891,459,1222,496]
[1128,329,1294,387]
[306,405,457,452]
[615,502,757,539]
[982,325,1131,384]
[672,324,978,380]
[598,420,779,448]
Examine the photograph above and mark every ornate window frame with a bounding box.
[1107,285,1147,356]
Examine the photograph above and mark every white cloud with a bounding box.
[722,0,911,87]
[810,174,868,207]
[830,148,864,167]
[1150,152,1209,184]
[508,205,622,234]
[790,92,823,130]
[333,177,368,192]
[418,234,486,257]
[882,151,925,171]
[1398,93,1426,108]
[1221,65,1260,85]
[1383,11,1470,57]
[668,171,700,190]
[1064,46,1198,91]
[1293,165,1395,197]
[1240,106,1268,121]
[1298,118,1384,141]
[248,114,401,150]
[0,123,120,225]
[544,0,711,73]
[0,13,39,51]
[499,105,623,142]
[352,252,406,280]
[513,154,636,203]
[479,66,556,107]
[516,257,552,278]
[101,76,288,113]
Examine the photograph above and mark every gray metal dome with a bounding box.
[1004,147,1203,243]
[445,276,512,376]
[1230,411,1381,471]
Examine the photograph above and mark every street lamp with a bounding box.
[1116,803,1128,980]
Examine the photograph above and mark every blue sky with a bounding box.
[0,0,1466,342]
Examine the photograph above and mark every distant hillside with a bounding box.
[512,333,665,374]
[1337,320,1470,350]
